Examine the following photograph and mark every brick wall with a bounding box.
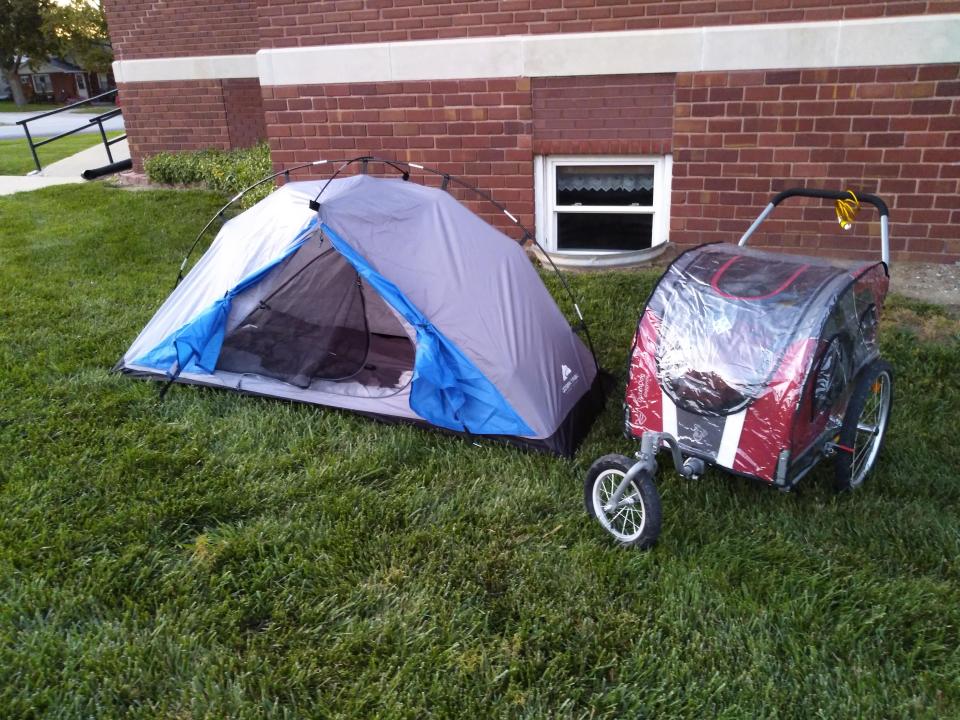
[120,79,266,171]
[121,80,266,171]
[253,64,960,262]
[104,4,960,261]
[672,64,960,263]
[532,74,674,156]
[223,79,268,149]
[263,78,534,234]
[102,1,960,56]
[103,0,260,60]
[258,0,960,48]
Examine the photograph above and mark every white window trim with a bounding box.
[534,154,672,265]
[31,73,52,94]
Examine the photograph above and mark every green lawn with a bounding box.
[0,101,111,114]
[0,131,124,175]
[0,184,958,718]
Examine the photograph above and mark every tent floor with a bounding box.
[216,331,415,396]
[310,333,414,393]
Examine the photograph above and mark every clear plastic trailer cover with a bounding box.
[625,243,888,483]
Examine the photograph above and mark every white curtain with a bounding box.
[558,169,653,192]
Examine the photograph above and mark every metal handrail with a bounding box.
[88,108,126,165]
[14,88,125,173]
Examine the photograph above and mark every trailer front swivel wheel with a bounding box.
[585,454,662,549]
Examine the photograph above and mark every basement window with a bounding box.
[534,155,671,264]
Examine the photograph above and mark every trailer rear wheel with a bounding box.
[585,454,662,549]
[834,359,894,492]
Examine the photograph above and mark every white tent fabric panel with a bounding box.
[123,364,420,418]
[123,188,317,365]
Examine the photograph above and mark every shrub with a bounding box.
[143,143,273,208]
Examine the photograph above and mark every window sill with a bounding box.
[533,243,668,269]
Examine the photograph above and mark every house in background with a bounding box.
[17,57,115,104]
[103,2,960,265]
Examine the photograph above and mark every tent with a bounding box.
[118,173,601,456]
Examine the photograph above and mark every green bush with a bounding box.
[143,143,273,208]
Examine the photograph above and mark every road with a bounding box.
[0,108,125,141]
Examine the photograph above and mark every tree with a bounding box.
[49,0,112,75]
[0,0,54,106]
[0,1,112,107]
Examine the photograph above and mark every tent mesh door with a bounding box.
[218,250,370,387]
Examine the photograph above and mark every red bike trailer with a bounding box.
[585,188,895,549]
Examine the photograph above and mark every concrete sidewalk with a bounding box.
[0,139,130,196]
[40,139,129,177]
[0,175,84,195]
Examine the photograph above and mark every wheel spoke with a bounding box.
[839,368,891,488]
[625,507,639,534]
[608,506,627,528]
[600,477,616,503]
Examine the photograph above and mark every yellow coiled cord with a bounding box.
[835,190,860,230]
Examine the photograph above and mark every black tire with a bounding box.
[834,359,894,492]
[584,454,662,549]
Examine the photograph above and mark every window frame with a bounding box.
[31,73,52,95]
[534,154,672,257]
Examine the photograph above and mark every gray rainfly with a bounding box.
[118,171,603,455]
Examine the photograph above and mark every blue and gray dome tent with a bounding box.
[118,157,602,456]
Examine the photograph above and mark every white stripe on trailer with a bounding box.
[661,390,678,437]
[716,408,747,468]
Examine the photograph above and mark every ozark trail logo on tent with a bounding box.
[560,364,579,394]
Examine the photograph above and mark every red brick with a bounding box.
[106,1,960,263]
[112,2,946,52]
[117,79,264,171]
[672,63,960,261]
[532,74,675,154]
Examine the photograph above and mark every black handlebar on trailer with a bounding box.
[740,186,892,267]
[770,187,890,218]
